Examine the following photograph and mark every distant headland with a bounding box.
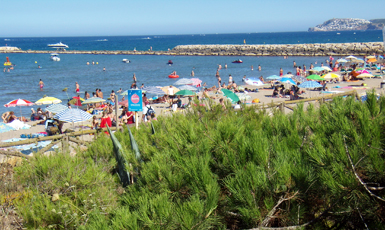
[309,18,385,32]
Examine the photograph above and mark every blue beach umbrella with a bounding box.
[279,77,296,85]
[309,67,324,72]
[54,108,93,123]
[142,86,165,95]
[298,81,322,88]
[45,104,69,114]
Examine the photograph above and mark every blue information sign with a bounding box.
[127,90,143,112]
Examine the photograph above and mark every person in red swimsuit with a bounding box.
[99,111,111,134]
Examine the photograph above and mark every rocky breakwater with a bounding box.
[172,42,384,56]
[0,46,21,51]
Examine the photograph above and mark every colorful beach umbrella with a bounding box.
[53,108,93,123]
[356,73,373,79]
[321,66,332,71]
[336,58,348,63]
[282,74,294,78]
[307,74,323,81]
[190,78,202,87]
[175,90,195,96]
[69,96,84,106]
[266,75,281,80]
[346,55,357,60]
[81,97,106,104]
[221,88,240,103]
[309,67,324,72]
[142,86,166,95]
[322,73,340,79]
[279,77,296,85]
[161,86,180,94]
[45,104,68,114]
[4,99,34,107]
[298,81,322,88]
[35,96,62,105]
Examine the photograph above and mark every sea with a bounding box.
[0,30,383,116]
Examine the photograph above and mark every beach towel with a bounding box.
[6,120,31,131]
[0,122,16,133]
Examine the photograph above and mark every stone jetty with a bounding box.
[0,42,383,56]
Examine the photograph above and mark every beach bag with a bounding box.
[146,105,155,117]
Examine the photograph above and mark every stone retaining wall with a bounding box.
[1,42,383,56]
[173,42,384,56]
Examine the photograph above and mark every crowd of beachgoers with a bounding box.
[0,54,384,145]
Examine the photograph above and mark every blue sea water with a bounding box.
[0,31,383,116]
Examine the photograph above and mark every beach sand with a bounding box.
[1,70,384,159]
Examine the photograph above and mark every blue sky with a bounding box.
[2,0,384,37]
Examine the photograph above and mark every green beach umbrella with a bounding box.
[307,74,323,81]
[175,89,195,96]
[221,88,240,103]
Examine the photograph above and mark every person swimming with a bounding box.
[39,79,44,90]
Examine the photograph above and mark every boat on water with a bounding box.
[232,59,243,63]
[50,53,60,61]
[122,59,131,63]
[47,42,68,48]
[167,60,173,65]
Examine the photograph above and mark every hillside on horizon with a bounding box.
[309,18,384,32]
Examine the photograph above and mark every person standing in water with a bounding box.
[75,82,80,93]
[133,73,137,82]
[258,65,261,71]
[39,79,44,91]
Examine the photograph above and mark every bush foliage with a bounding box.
[14,92,385,229]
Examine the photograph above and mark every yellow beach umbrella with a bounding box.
[35,96,62,105]
[322,73,340,80]
[356,73,373,79]
[366,55,376,59]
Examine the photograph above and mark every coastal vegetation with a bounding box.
[3,92,385,229]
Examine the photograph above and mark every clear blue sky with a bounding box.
[2,0,384,37]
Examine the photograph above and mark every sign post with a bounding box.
[127,90,143,129]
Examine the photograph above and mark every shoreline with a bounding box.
[1,42,384,56]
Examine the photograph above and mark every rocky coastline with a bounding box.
[1,42,383,56]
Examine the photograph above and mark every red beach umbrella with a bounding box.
[4,98,34,119]
[4,98,34,107]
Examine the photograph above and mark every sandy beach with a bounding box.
[0,68,384,159]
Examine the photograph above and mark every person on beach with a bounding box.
[92,116,99,129]
[310,63,314,69]
[75,82,79,93]
[117,88,122,93]
[219,98,226,110]
[293,61,296,68]
[216,70,220,78]
[224,63,227,69]
[242,75,246,82]
[258,65,261,71]
[110,90,115,100]
[168,85,174,98]
[100,111,111,134]
[6,111,17,123]
[99,89,104,99]
[39,79,44,90]
[133,73,137,82]
[2,111,10,123]
[280,68,283,76]
[217,75,222,87]
[228,75,233,84]
[191,70,195,76]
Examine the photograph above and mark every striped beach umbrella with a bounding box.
[45,104,69,114]
[279,78,296,85]
[53,108,93,123]
[4,99,34,107]
[190,78,202,87]
[298,81,322,88]
[142,86,165,95]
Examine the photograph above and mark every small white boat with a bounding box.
[122,59,130,63]
[50,53,60,61]
[47,42,68,48]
